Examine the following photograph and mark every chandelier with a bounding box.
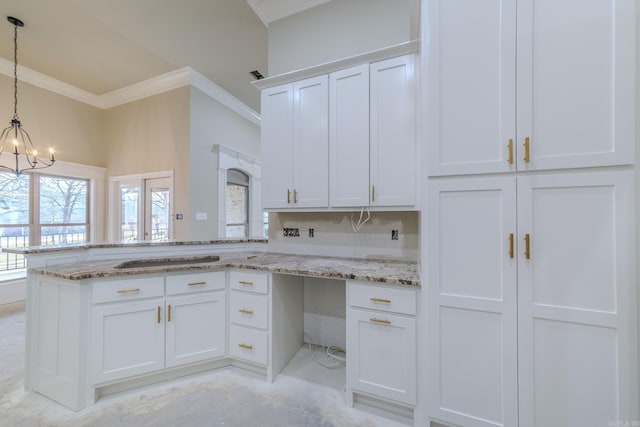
[0,16,55,176]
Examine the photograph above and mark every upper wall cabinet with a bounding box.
[330,55,417,208]
[262,54,417,211]
[426,0,635,176]
[261,76,329,209]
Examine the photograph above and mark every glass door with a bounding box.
[144,177,171,241]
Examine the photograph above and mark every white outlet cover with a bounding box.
[195,212,207,220]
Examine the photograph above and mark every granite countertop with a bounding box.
[30,252,420,287]
[3,238,268,254]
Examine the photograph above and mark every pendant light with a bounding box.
[0,16,55,176]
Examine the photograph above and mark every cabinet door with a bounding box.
[293,75,329,208]
[329,64,370,207]
[347,308,416,405]
[517,172,637,427]
[165,291,226,368]
[91,298,165,384]
[516,0,635,170]
[426,0,516,176]
[427,177,518,427]
[261,84,294,209]
[370,55,416,207]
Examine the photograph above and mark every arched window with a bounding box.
[226,169,249,237]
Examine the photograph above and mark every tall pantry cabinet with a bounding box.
[422,0,637,426]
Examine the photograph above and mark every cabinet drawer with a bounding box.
[348,282,416,315]
[229,325,268,365]
[93,277,164,304]
[229,271,269,294]
[166,271,225,295]
[230,292,268,330]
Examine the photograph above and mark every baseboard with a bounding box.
[0,279,26,305]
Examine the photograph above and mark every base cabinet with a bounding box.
[92,298,165,384]
[427,171,637,427]
[346,281,417,407]
[91,271,226,385]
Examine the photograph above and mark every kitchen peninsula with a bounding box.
[7,240,420,420]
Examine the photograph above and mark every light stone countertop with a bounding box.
[3,238,268,254]
[30,252,420,287]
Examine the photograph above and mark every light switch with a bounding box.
[195,212,207,220]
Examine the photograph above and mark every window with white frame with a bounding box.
[0,172,89,272]
[226,169,249,238]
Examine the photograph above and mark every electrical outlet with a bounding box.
[309,228,314,237]
[391,229,399,240]
[283,228,300,237]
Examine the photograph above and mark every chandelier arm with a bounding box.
[0,125,12,156]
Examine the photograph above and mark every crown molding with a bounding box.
[0,57,102,107]
[0,60,260,125]
[247,0,332,27]
[189,68,260,126]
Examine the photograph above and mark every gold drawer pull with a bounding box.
[157,306,161,324]
[238,343,253,350]
[523,137,531,163]
[188,281,206,286]
[509,233,515,259]
[370,297,391,304]
[508,139,514,164]
[524,233,531,260]
[371,185,375,202]
[239,309,254,315]
[287,189,291,204]
[238,281,253,286]
[117,288,140,294]
[370,317,391,325]
[168,304,172,322]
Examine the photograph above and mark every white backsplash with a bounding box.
[267,211,419,261]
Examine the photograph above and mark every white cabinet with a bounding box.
[370,55,417,207]
[92,297,165,384]
[347,282,417,406]
[262,55,417,210]
[426,0,635,176]
[165,291,226,368]
[91,271,227,385]
[427,171,637,427]
[261,76,329,209]
[329,56,417,208]
[228,270,270,366]
[329,64,370,207]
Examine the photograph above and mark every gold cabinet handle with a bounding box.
[524,233,531,260]
[187,281,206,286]
[238,343,253,350]
[239,309,254,315]
[508,139,514,164]
[293,189,298,204]
[238,281,253,286]
[287,189,291,204]
[523,137,530,163]
[509,233,515,259]
[157,306,161,324]
[370,317,391,325]
[370,297,391,304]
[371,185,375,202]
[168,304,172,322]
[117,288,140,294]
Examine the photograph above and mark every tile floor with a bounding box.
[0,302,407,427]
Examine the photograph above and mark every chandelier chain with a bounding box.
[12,22,18,120]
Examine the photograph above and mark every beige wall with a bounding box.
[188,87,260,240]
[267,0,415,75]
[0,74,104,167]
[103,87,191,239]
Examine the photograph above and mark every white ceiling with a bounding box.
[0,0,271,112]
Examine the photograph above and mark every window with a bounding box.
[0,172,89,272]
[226,169,249,238]
[39,175,88,246]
